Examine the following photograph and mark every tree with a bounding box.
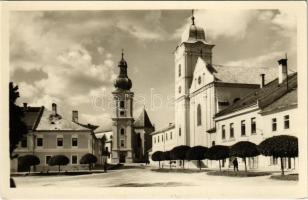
[80,153,98,171]
[186,146,208,170]
[258,135,298,175]
[163,151,173,169]
[205,145,229,172]
[151,151,164,168]
[9,82,28,158]
[170,145,191,169]
[48,155,69,173]
[18,155,40,174]
[230,141,259,173]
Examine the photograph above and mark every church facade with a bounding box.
[151,13,298,171]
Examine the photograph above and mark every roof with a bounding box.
[35,108,91,131]
[260,87,297,114]
[151,123,175,135]
[95,130,113,142]
[209,64,287,85]
[21,106,44,131]
[134,108,153,128]
[215,73,297,117]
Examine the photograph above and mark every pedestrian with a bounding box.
[233,158,239,172]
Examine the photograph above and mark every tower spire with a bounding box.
[191,9,195,25]
[121,48,124,59]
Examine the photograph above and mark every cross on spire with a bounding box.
[191,9,195,25]
[121,49,124,59]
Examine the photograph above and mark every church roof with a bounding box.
[134,108,153,128]
[210,64,286,85]
[36,108,91,131]
[215,73,297,117]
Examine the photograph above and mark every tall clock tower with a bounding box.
[174,11,215,146]
[111,50,134,163]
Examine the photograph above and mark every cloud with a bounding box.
[173,10,259,41]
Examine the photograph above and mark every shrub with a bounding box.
[18,155,40,174]
[259,135,298,175]
[186,146,208,170]
[171,145,191,169]
[151,151,164,168]
[80,153,98,171]
[205,145,229,172]
[48,155,69,173]
[230,141,259,173]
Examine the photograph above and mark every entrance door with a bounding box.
[119,152,126,163]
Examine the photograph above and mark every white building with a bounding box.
[151,13,298,171]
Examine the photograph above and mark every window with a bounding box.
[198,76,202,84]
[120,101,125,108]
[178,86,181,94]
[212,141,216,146]
[179,128,181,136]
[284,115,290,129]
[72,155,78,165]
[166,133,168,141]
[37,138,43,147]
[120,128,125,135]
[251,118,256,134]
[158,136,160,143]
[178,64,181,77]
[120,140,125,147]
[120,111,125,116]
[270,156,278,165]
[230,123,234,138]
[197,104,202,126]
[21,137,27,148]
[272,118,277,131]
[57,137,63,147]
[162,135,164,142]
[222,125,226,139]
[72,137,78,147]
[170,132,172,140]
[154,137,156,144]
[241,120,246,136]
[45,155,51,165]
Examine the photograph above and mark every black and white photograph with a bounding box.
[0,1,307,199]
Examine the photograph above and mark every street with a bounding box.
[12,166,301,198]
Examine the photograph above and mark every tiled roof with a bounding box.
[215,73,297,117]
[35,109,90,131]
[260,87,297,114]
[150,123,175,135]
[21,106,44,131]
[134,108,153,128]
[210,64,289,85]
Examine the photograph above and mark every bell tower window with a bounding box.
[120,101,125,108]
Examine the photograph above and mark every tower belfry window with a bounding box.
[120,101,125,108]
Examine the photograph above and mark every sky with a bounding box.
[9,9,297,131]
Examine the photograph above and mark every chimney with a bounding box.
[52,103,57,115]
[260,74,265,88]
[72,110,78,123]
[278,58,288,84]
[23,102,28,110]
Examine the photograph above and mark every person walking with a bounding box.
[233,158,239,172]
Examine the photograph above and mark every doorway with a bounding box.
[119,152,126,163]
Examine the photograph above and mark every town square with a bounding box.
[1,2,307,199]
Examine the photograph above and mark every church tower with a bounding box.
[174,11,215,146]
[111,50,134,163]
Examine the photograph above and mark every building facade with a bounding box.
[11,103,100,172]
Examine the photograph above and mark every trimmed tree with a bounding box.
[163,151,173,169]
[18,155,40,174]
[80,153,98,171]
[186,146,208,170]
[171,145,191,169]
[205,145,229,172]
[151,151,164,168]
[258,135,298,175]
[230,141,260,173]
[48,155,69,173]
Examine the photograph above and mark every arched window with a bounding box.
[197,104,202,126]
[212,141,216,146]
[179,127,181,136]
[120,128,125,135]
[178,64,181,77]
